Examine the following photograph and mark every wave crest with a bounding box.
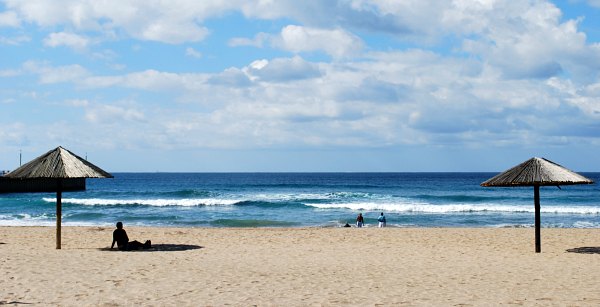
[43,198,240,207]
[307,202,600,214]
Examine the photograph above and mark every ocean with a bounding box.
[1,172,599,228]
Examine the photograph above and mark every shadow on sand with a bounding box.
[98,244,203,252]
[566,247,600,254]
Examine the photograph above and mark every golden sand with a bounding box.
[1,226,600,306]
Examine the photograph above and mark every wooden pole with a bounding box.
[56,180,62,250]
[534,185,541,253]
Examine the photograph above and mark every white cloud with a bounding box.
[0,123,27,146]
[185,47,202,58]
[0,69,21,77]
[22,61,89,84]
[548,78,600,118]
[587,0,600,8]
[229,32,269,47]
[65,99,90,107]
[443,1,600,80]
[0,35,30,45]
[207,67,252,87]
[0,10,20,27]
[4,0,73,27]
[79,69,209,94]
[14,44,596,149]
[140,20,209,44]
[343,0,450,37]
[117,70,201,91]
[80,75,122,88]
[273,25,363,58]
[2,98,16,104]
[230,25,363,58]
[43,32,90,50]
[244,56,322,82]
[228,22,368,61]
[91,49,118,61]
[4,0,223,44]
[5,0,600,159]
[85,103,144,124]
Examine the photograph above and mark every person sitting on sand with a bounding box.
[356,213,364,228]
[378,212,386,228]
[111,221,151,251]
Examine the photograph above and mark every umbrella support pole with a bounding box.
[4,147,113,250]
[481,157,594,254]
[56,180,62,250]
[534,185,541,253]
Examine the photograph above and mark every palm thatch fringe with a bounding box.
[5,146,113,179]
[481,157,593,187]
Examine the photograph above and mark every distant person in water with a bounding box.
[378,212,386,228]
[111,221,151,251]
[356,213,364,228]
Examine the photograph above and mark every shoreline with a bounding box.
[2,222,598,229]
[2,226,600,305]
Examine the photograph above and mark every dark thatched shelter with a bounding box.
[5,147,112,179]
[481,157,594,253]
[5,146,113,249]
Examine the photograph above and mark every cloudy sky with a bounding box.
[1,0,600,172]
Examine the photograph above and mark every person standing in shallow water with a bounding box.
[378,212,386,228]
[111,221,151,251]
[356,213,364,227]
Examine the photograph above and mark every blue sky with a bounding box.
[1,0,600,172]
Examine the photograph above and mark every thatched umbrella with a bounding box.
[481,157,594,253]
[5,146,113,249]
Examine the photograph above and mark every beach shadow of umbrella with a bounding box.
[481,157,594,253]
[98,244,203,252]
[566,247,600,254]
[4,146,113,249]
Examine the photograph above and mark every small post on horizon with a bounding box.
[19,149,22,166]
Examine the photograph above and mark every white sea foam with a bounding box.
[39,197,600,214]
[42,198,241,207]
[0,220,54,226]
[0,219,102,226]
[237,192,377,201]
[40,191,378,207]
[0,211,144,227]
[307,202,600,214]
[572,221,600,228]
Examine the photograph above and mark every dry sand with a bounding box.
[1,226,600,306]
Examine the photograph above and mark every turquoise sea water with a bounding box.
[1,173,599,228]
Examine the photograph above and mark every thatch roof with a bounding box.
[481,157,593,187]
[5,146,113,179]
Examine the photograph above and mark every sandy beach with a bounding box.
[1,226,600,306]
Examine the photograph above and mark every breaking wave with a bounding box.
[307,202,600,214]
[43,198,241,207]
